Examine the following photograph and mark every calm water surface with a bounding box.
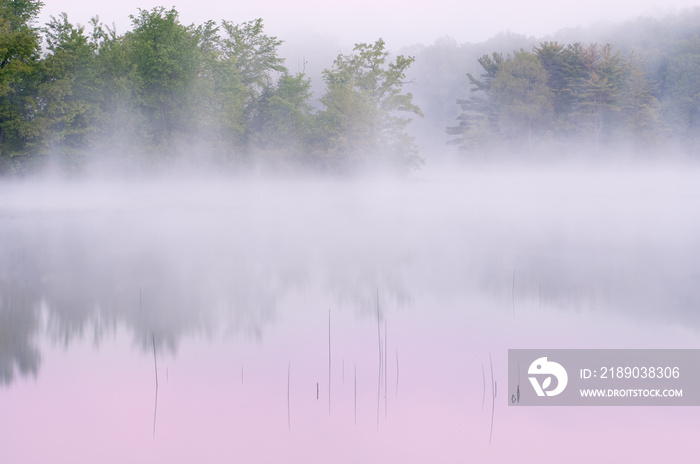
[1,164,699,463]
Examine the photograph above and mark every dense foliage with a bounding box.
[0,3,421,174]
[0,2,698,174]
[445,12,700,154]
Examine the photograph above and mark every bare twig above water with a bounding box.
[329,309,331,415]
[384,320,387,419]
[512,270,516,318]
[376,290,381,431]
[287,362,291,430]
[489,353,495,445]
[377,292,382,387]
[518,362,521,403]
[152,332,158,439]
[395,349,399,396]
[481,364,485,411]
[152,333,158,381]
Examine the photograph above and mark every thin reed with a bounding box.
[152,332,158,439]
[328,309,331,415]
[489,353,495,445]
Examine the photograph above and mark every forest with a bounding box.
[1,0,699,175]
[445,40,699,154]
[411,11,700,157]
[0,1,421,174]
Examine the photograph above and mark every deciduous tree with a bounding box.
[0,0,43,166]
[317,39,422,172]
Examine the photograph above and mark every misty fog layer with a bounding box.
[2,3,699,176]
[1,164,699,384]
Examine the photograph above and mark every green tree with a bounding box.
[533,41,585,132]
[662,52,700,147]
[31,13,102,168]
[571,44,624,151]
[0,0,43,168]
[446,52,503,151]
[620,54,660,148]
[491,50,553,147]
[220,18,285,93]
[317,39,423,172]
[251,73,313,158]
[450,42,655,153]
[188,20,246,157]
[125,7,199,147]
[89,18,138,162]
[219,18,286,151]
[448,50,553,151]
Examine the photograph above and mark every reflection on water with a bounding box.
[1,164,700,462]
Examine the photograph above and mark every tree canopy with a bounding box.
[0,4,423,175]
[0,2,698,174]
[447,35,694,154]
[317,39,423,172]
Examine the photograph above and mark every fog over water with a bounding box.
[2,0,700,459]
[1,161,699,462]
[3,162,698,328]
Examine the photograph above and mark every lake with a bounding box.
[1,163,699,463]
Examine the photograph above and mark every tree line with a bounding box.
[0,1,422,174]
[2,1,698,175]
[447,37,700,154]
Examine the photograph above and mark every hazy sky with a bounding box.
[38,0,699,50]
